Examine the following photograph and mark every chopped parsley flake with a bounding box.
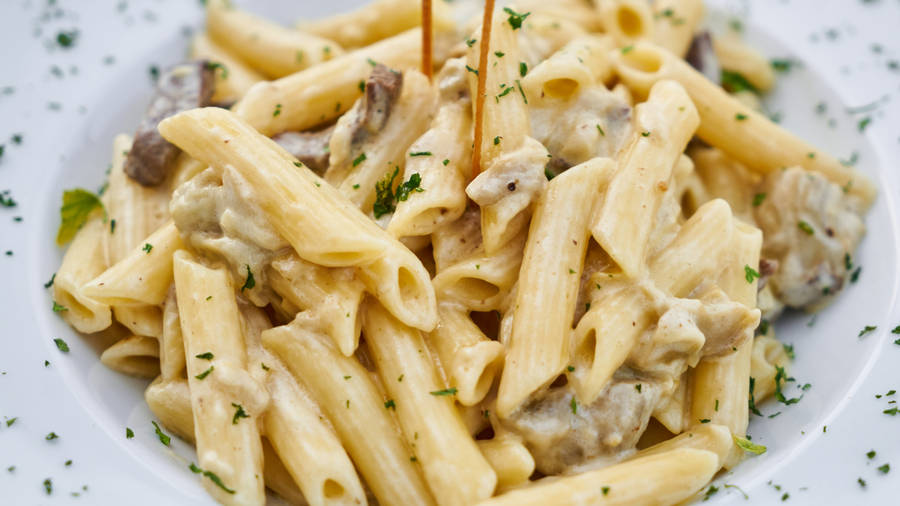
[744,265,760,283]
[464,65,478,75]
[56,30,79,48]
[748,377,762,416]
[797,220,815,235]
[409,151,432,157]
[205,61,228,79]
[753,193,766,206]
[703,485,719,501]
[442,159,450,166]
[44,478,52,495]
[195,352,214,360]
[56,188,105,245]
[52,301,68,313]
[641,131,650,137]
[503,7,531,30]
[384,399,396,410]
[858,325,876,338]
[733,434,766,455]
[570,396,577,414]
[273,103,282,117]
[774,366,802,405]
[142,243,153,253]
[203,469,235,494]
[878,464,890,474]
[621,45,634,54]
[430,388,457,396]
[858,117,871,132]
[867,450,876,459]
[519,61,527,77]
[53,338,69,352]
[596,124,605,136]
[494,51,505,58]
[602,486,610,495]
[151,421,170,446]
[195,366,214,380]
[352,152,367,167]
[6,417,17,427]
[241,265,255,292]
[721,70,758,94]
[46,432,59,441]
[736,113,748,121]
[231,403,249,424]
[126,427,134,439]
[373,168,424,218]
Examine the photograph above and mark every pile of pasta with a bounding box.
[52,0,874,505]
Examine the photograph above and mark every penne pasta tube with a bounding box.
[83,221,183,307]
[635,423,732,469]
[611,42,876,204]
[497,158,614,417]
[261,438,309,506]
[262,319,436,506]
[591,79,700,278]
[597,0,655,47]
[268,254,365,356]
[652,0,705,58]
[387,101,472,238]
[477,434,535,492]
[160,285,185,380]
[173,251,266,506]
[53,216,112,333]
[522,35,615,102]
[190,33,266,104]
[234,29,422,136]
[431,231,526,312]
[158,107,438,331]
[476,448,719,506]
[363,300,497,506]
[236,301,367,506]
[465,12,549,254]
[113,305,163,339]
[713,34,775,92]
[264,366,368,506]
[99,335,160,378]
[427,302,505,406]
[145,377,196,443]
[206,0,342,79]
[690,220,761,469]
[104,134,171,265]
[297,0,453,49]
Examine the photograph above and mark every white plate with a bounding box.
[1,0,898,504]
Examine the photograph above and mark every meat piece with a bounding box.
[125,61,215,186]
[350,63,403,147]
[753,167,865,309]
[686,32,720,84]
[273,125,335,175]
[501,376,660,475]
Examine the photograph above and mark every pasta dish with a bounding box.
[49,0,874,504]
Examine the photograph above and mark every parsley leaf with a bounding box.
[858,325,877,337]
[126,427,134,439]
[721,70,758,94]
[231,403,249,424]
[503,7,531,30]
[151,421,171,446]
[195,352,214,360]
[195,366,214,380]
[774,366,803,405]
[429,388,457,396]
[733,434,767,455]
[56,189,105,245]
[373,168,424,218]
[240,265,255,292]
[53,338,69,352]
[744,265,760,283]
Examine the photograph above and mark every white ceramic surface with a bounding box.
[0,0,898,504]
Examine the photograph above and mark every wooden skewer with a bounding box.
[421,0,433,81]
[471,0,496,181]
